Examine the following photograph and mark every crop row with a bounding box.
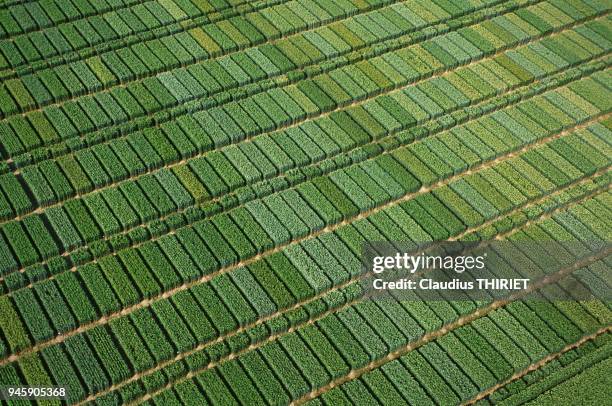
[4,71,607,296]
[462,169,611,243]
[0,0,486,163]
[1,117,608,402]
[1,0,411,74]
[141,210,611,405]
[313,302,609,406]
[0,18,606,254]
[1,0,601,167]
[1,0,183,70]
[0,66,607,294]
[0,0,409,117]
[499,339,612,405]
[3,17,604,219]
[487,332,611,403]
[7,167,608,404]
[11,251,604,402]
[54,178,612,402]
[0,0,283,71]
[6,46,588,274]
[308,228,611,405]
[0,0,609,403]
[0,0,153,37]
[0,242,363,404]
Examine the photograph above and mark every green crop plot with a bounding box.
[0,0,610,404]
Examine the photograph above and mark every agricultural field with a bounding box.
[0,0,610,404]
